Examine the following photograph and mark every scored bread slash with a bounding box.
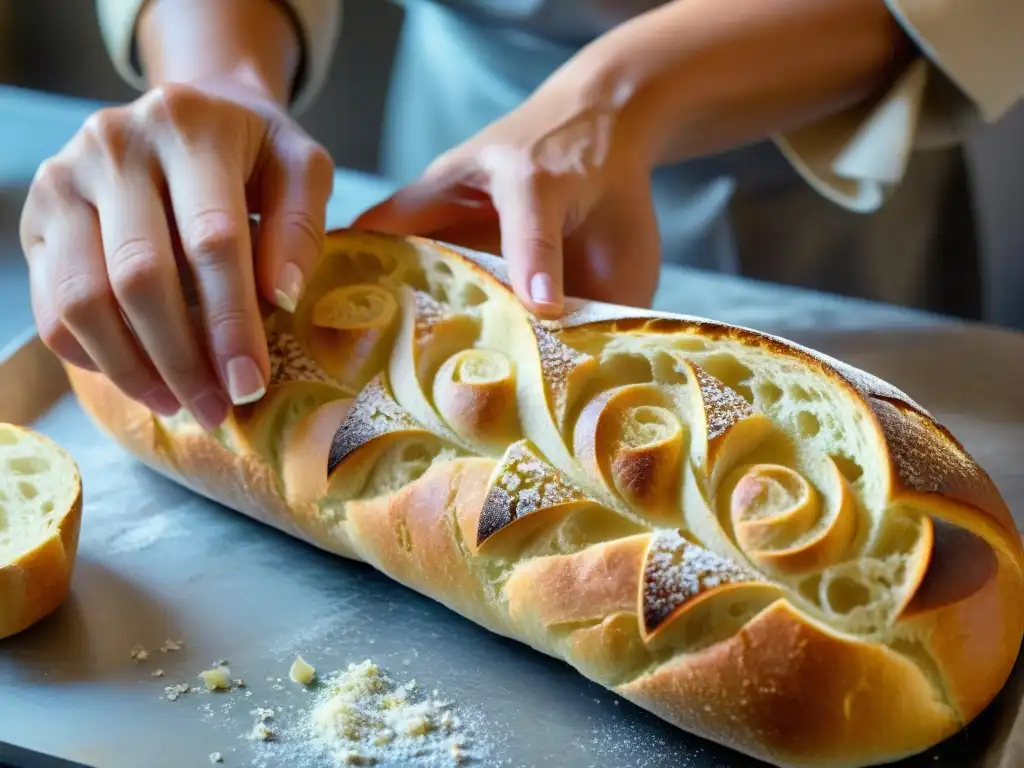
[0,424,83,641]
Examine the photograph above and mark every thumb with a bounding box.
[353,182,494,239]
[491,175,567,319]
[569,183,661,308]
[254,136,335,313]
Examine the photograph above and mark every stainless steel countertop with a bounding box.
[0,88,1021,768]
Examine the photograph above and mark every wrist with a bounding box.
[138,0,301,106]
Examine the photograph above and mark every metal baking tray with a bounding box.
[0,320,1021,768]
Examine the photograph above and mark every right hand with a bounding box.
[19,75,335,429]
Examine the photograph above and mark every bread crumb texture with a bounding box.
[0,423,82,639]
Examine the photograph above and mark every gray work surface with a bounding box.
[1,88,1022,768]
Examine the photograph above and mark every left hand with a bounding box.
[353,73,661,318]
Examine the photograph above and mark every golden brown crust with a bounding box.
[346,457,507,634]
[65,229,1024,768]
[618,599,960,768]
[65,366,167,472]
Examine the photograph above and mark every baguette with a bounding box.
[67,229,1023,767]
[0,423,82,640]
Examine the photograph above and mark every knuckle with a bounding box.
[108,366,158,399]
[202,306,254,356]
[185,211,242,264]
[298,142,335,187]
[280,210,323,253]
[137,84,251,144]
[37,316,76,357]
[82,107,125,144]
[204,304,250,336]
[138,83,204,127]
[107,238,168,301]
[31,158,79,202]
[52,271,113,327]
[159,358,208,391]
[81,107,135,165]
[522,228,562,258]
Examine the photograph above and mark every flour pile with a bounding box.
[306,659,471,765]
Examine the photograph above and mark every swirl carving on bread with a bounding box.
[66,230,1023,768]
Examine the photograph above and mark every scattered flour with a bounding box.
[164,683,193,702]
[243,659,488,767]
[103,512,187,554]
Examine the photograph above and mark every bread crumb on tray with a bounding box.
[164,683,192,702]
[289,655,317,685]
[198,665,232,691]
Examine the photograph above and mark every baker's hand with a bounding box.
[354,73,660,319]
[19,76,334,428]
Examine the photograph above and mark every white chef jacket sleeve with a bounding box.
[773,0,1024,213]
[94,0,342,114]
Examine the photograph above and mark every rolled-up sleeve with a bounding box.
[773,0,1024,213]
[95,0,343,113]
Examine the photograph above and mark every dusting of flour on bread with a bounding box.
[532,323,590,398]
[642,530,758,631]
[268,331,340,387]
[691,366,754,439]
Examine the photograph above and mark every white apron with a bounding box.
[379,0,981,319]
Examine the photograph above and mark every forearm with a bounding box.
[567,0,912,166]
[138,0,301,103]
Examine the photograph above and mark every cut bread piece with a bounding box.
[0,423,82,640]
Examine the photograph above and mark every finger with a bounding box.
[490,173,567,318]
[92,163,231,429]
[36,201,179,414]
[28,262,99,373]
[161,150,269,408]
[353,159,494,237]
[567,185,661,308]
[427,219,502,256]
[254,138,334,312]
[20,165,98,372]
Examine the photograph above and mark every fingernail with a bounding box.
[225,356,266,406]
[191,391,230,430]
[146,389,181,417]
[530,272,559,306]
[275,262,304,313]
